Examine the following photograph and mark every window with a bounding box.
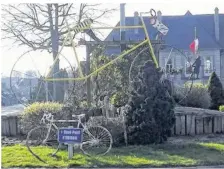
[184,51,194,77]
[185,60,194,77]
[165,58,173,73]
[204,56,212,76]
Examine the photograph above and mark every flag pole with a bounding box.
[194,27,197,56]
[194,27,196,40]
[193,27,197,79]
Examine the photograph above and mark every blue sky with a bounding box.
[1,1,224,77]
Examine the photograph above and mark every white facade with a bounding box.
[159,48,223,85]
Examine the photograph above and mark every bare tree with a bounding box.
[2,3,116,101]
[2,4,115,52]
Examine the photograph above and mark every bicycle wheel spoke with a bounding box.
[12,70,39,78]
[97,130,108,139]
[51,65,71,77]
[158,44,194,105]
[28,52,42,78]
[10,50,74,106]
[47,88,54,101]
[81,126,112,156]
[44,80,68,90]
[34,80,44,102]
[98,140,110,146]
[82,142,93,149]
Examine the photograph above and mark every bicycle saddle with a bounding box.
[72,114,85,119]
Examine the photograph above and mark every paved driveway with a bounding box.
[1,104,25,116]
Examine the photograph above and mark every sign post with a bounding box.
[68,126,74,159]
[58,126,83,160]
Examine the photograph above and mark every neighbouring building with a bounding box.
[105,7,224,85]
[1,77,38,106]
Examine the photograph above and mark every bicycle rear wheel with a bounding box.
[26,126,59,163]
[81,126,112,156]
[10,51,75,107]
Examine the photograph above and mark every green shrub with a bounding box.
[126,60,175,144]
[184,82,207,88]
[20,102,64,134]
[23,102,62,115]
[208,72,224,110]
[175,83,211,109]
[220,105,224,112]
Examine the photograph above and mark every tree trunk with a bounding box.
[48,4,61,102]
[54,4,64,102]
[86,45,91,107]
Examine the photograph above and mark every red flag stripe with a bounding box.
[189,38,199,54]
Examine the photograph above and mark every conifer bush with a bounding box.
[125,60,175,144]
[208,72,224,110]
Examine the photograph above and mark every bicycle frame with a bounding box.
[43,12,159,82]
[42,114,96,146]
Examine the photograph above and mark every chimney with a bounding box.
[214,7,219,41]
[134,11,139,34]
[157,10,162,22]
[120,3,126,51]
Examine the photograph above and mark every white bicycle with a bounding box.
[26,112,113,162]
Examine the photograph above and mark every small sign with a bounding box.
[58,128,83,144]
[151,19,169,36]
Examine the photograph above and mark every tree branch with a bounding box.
[2,3,118,56]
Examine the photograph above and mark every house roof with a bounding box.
[105,12,224,50]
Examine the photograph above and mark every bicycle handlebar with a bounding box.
[140,9,156,17]
[40,112,85,124]
[40,113,53,124]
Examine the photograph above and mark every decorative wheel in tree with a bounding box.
[128,44,195,105]
[10,51,75,106]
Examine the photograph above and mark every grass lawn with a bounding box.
[2,142,224,168]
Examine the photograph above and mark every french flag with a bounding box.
[189,38,199,54]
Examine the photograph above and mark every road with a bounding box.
[3,166,224,169]
[1,104,25,116]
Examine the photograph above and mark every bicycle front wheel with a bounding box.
[26,126,59,163]
[81,126,113,156]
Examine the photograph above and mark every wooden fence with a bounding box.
[173,107,224,135]
[2,106,224,137]
[1,104,24,136]
[1,115,20,136]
